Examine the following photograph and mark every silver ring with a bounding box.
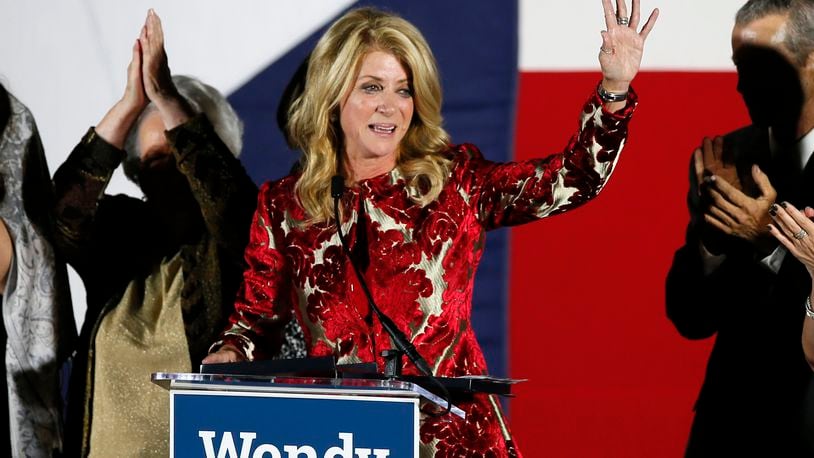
[600,47,614,55]
[794,229,809,240]
[617,16,630,26]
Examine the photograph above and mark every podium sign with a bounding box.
[171,387,418,458]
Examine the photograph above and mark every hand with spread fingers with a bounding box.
[768,202,814,277]
[700,160,777,248]
[598,0,659,111]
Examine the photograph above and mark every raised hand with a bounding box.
[138,9,192,129]
[768,203,814,278]
[693,136,741,196]
[123,40,148,115]
[94,39,148,148]
[599,0,658,93]
[702,163,776,246]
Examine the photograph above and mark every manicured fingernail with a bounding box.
[769,205,777,216]
[780,202,788,209]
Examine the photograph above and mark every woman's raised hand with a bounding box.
[138,9,192,129]
[94,39,148,148]
[122,39,147,116]
[598,0,658,93]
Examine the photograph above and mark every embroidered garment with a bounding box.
[53,116,261,457]
[0,92,75,455]
[216,88,637,457]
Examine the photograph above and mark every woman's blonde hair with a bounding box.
[287,7,451,223]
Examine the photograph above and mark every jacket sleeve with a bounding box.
[52,128,124,277]
[472,86,637,230]
[210,181,292,360]
[166,114,259,267]
[665,155,764,339]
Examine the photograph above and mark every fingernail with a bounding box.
[769,205,777,216]
[780,202,788,209]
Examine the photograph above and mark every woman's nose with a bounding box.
[376,102,395,116]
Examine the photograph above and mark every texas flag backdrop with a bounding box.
[0,0,751,456]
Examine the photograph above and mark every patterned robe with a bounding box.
[215,88,637,457]
[0,89,74,457]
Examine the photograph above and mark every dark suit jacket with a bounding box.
[666,125,814,457]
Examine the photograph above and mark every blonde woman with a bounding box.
[207,1,657,455]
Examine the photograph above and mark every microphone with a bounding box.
[330,175,433,376]
[331,175,344,199]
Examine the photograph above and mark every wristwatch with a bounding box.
[597,83,628,103]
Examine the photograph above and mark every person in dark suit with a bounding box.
[666,0,814,456]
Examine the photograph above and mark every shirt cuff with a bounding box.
[208,333,255,362]
[759,245,787,274]
[699,242,726,276]
[84,127,126,169]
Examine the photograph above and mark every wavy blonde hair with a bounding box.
[287,7,451,223]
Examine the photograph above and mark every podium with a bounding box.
[152,372,465,458]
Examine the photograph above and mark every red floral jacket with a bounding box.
[215,88,636,457]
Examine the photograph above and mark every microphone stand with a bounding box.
[331,176,453,416]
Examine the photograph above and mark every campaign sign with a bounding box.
[171,388,418,458]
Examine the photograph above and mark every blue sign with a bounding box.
[171,388,418,458]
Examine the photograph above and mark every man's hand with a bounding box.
[703,164,777,250]
[693,136,741,195]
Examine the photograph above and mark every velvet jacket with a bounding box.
[214,88,637,457]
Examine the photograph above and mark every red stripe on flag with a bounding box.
[509,71,749,456]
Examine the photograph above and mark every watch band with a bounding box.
[597,83,628,103]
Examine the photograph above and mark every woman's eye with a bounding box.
[397,87,413,97]
[362,84,382,93]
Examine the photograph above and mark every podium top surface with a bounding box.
[152,372,466,418]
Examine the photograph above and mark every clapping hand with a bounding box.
[695,143,776,257]
[95,9,192,146]
[768,203,814,278]
[138,9,192,129]
[94,36,148,148]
